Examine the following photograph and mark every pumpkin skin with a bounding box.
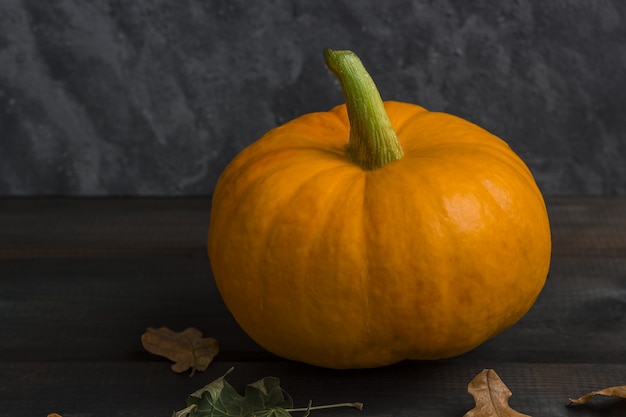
[208,101,551,369]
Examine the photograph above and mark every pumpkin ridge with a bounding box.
[328,104,351,131]
[445,141,545,203]
[423,156,549,347]
[225,112,348,173]
[398,115,509,151]
[215,160,349,309]
[219,143,349,209]
[361,166,448,365]
[261,164,362,296]
[255,161,354,237]
[260,167,365,359]
[398,132,542,204]
[359,173,373,343]
[383,101,430,133]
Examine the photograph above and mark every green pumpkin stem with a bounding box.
[324,49,403,170]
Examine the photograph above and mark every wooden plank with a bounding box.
[0,257,267,362]
[0,198,211,258]
[1,361,625,417]
[546,197,626,256]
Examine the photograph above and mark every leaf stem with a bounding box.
[171,403,197,417]
[286,401,364,413]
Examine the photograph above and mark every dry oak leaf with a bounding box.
[141,326,219,376]
[464,369,531,417]
[569,385,626,405]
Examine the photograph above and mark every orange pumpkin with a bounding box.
[208,50,551,369]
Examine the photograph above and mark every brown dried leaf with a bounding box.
[569,385,626,405]
[464,369,531,417]
[141,326,219,376]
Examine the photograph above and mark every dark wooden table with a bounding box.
[1,197,625,417]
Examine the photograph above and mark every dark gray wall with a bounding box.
[1,0,625,196]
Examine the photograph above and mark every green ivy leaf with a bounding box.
[172,368,363,417]
[242,375,294,414]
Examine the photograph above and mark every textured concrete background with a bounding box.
[1,0,625,196]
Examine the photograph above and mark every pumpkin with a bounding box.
[208,49,551,369]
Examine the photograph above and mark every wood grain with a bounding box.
[547,197,626,256]
[0,198,211,258]
[0,197,624,417]
[2,362,626,417]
